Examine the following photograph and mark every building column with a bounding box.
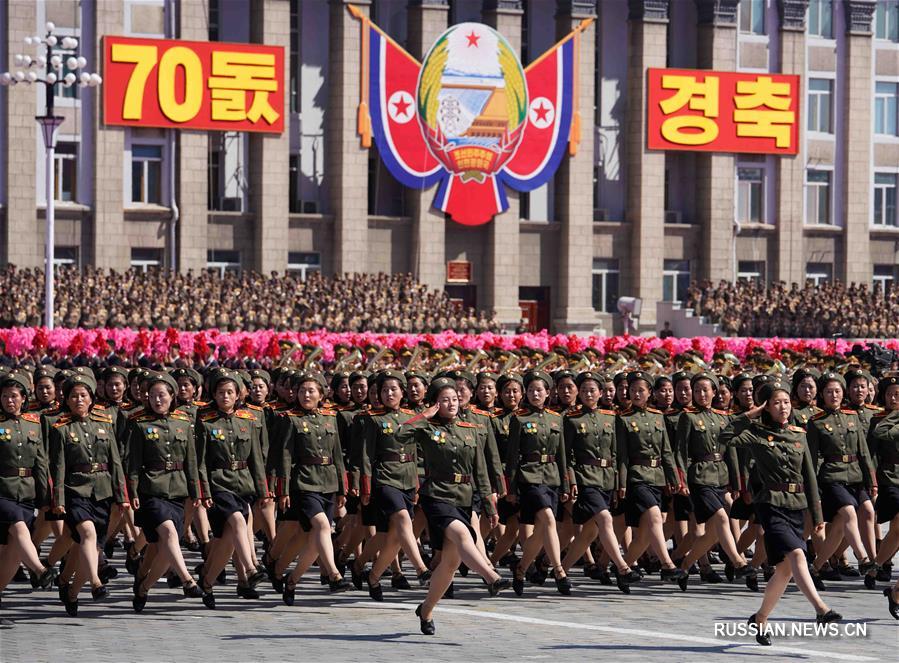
[249,0,290,274]
[406,0,449,290]
[694,0,738,281]
[774,0,807,285]
[4,1,39,267]
[328,0,370,275]
[841,0,876,285]
[91,1,128,270]
[482,0,523,329]
[625,0,668,329]
[177,0,209,272]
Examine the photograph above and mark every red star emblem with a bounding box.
[466,31,480,48]
[533,101,550,123]
[392,95,411,118]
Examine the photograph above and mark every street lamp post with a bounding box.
[1,22,102,329]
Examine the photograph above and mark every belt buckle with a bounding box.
[91,462,100,473]
[841,455,850,463]
[17,467,28,477]
[453,472,463,483]
[651,459,660,468]
[164,461,174,471]
[787,482,798,493]
[230,461,239,471]
[540,454,549,463]
[322,456,331,465]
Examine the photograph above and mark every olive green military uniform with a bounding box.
[790,403,821,430]
[458,404,506,497]
[866,410,899,523]
[675,406,735,489]
[506,406,569,495]
[358,407,419,498]
[565,406,617,491]
[126,408,202,501]
[195,406,269,500]
[275,407,346,497]
[0,411,50,510]
[806,408,876,490]
[615,405,680,492]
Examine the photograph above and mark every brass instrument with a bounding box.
[303,347,323,370]
[466,349,489,373]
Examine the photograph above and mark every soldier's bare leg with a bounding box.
[813,506,869,571]
[419,538,461,621]
[786,548,830,613]
[858,500,877,562]
[369,510,427,584]
[286,513,340,585]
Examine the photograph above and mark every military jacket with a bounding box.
[0,411,49,505]
[564,406,617,490]
[459,405,506,496]
[49,409,128,507]
[790,403,821,430]
[195,406,269,500]
[126,409,201,500]
[275,407,346,496]
[806,408,876,490]
[615,406,680,491]
[506,406,569,494]
[396,415,495,515]
[675,406,735,488]
[490,408,517,461]
[845,402,882,439]
[867,409,899,488]
[720,415,823,525]
[359,407,418,495]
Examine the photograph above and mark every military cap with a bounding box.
[671,370,692,385]
[128,367,145,384]
[476,371,499,384]
[348,370,370,385]
[293,370,328,391]
[100,365,128,382]
[34,366,57,382]
[817,371,846,391]
[717,375,733,391]
[523,370,553,390]
[612,371,629,387]
[405,370,430,385]
[877,374,899,401]
[0,372,31,396]
[445,369,476,388]
[62,372,97,398]
[552,369,576,384]
[376,369,407,390]
[496,373,524,392]
[690,371,719,391]
[627,370,654,388]
[55,369,73,383]
[209,369,241,393]
[732,372,753,390]
[757,380,790,403]
[427,376,457,402]
[792,367,821,389]
[842,368,869,387]
[653,375,673,390]
[145,372,179,395]
[574,371,603,388]
[171,367,203,388]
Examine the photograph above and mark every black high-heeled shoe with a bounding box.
[554,572,572,596]
[91,584,109,601]
[282,579,296,606]
[884,587,899,620]
[487,577,511,597]
[236,584,260,599]
[815,609,841,624]
[34,566,58,590]
[415,604,435,635]
[329,577,351,593]
[747,613,770,646]
[183,581,204,599]
[367,575,384,602]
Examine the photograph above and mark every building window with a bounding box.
[740,0,766,34]
[737,260,766,284]
[287,251,321,280]
[806,169,832,225]
[54,246,79,269]
[807,79,833,133]
[290,0,299,114]
[875,82,898,137]
[130,247,163,272]
[55,54,80,100]
[53,142,78,202]
[131,144,162,204]
[875,0,899,42]
[207,132,247,211]
[805,262,833,286]
[808,0,833,38]
[737,166,764,223]
[591,258,620,313]
[874,173,898,226]
[206,249,241,277]
[209,0,220,41]
[663,260,691,303]
[874,264,896,292]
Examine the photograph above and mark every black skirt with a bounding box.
[518,483,559,525]
[65,493,112,544]
[755,502,806,566]
[497,497,520,525]
[285,491,334,532]
[625,483,663,527]
[729,496,756,521]
[690,485,728,524]
[662,493,693,521]
[344,494,360,516]
[420,495,474,551]
[820,483,870,523]
[572,486,611,524]
[136,497,185,543]
[208,491,251,539]
[0,496,36,544]
[875,484,899,524]
[374,485,415,532]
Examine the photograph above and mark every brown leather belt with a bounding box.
[215,460,248,471]
[523,452,555,463]
[692,452,723,463]
[379,452,415,463]
[71,462,108,473]
[430,473,470,484]
[631,457,661,468]
[299,456,333,466]
[144,461,184,472]
[772,482,804,493]
[0,467,32,478]
[824,454,858,463]
[577,455,612,468]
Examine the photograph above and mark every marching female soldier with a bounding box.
[488,373,524,568]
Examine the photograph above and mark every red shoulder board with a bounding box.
[336,403,355,411]
[320,409,337,417]
[872,410,889,419]
[246,403,263,412]
[127,408,146,420]
[684,406,699,413]
[90,412,114,424]
[235,409,257,420]
[618,408,634,416]
[492,407,504,416]
[53,415,73,428]
[399,408,416,415]
[788,425,805,433]
[367,407,386,416]
[170,411,191,422]
[470,406,492,417]
[93,404,109,411]
[193,400,210,407]
[599,409,617,416]
[864,404,882,411]
[646,407,663,414]
[566,406,584,417]
[545,409,562,417]
[200,409,219,421]
[514,408,529,415]
[21,412,40,423]
[457,421,478,428]
[810,410,829,421]
[840,408,860,416]
[712,408,729,416]
[121,402,140,411]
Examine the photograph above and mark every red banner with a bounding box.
[647,68,799,155]
[103,36,284,134]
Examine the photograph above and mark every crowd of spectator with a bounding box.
[0,266,502,333]
[686,279,899,338]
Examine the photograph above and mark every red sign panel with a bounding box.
[446,261,472,284]
[647,68,799,155]
[103,36,285,134]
